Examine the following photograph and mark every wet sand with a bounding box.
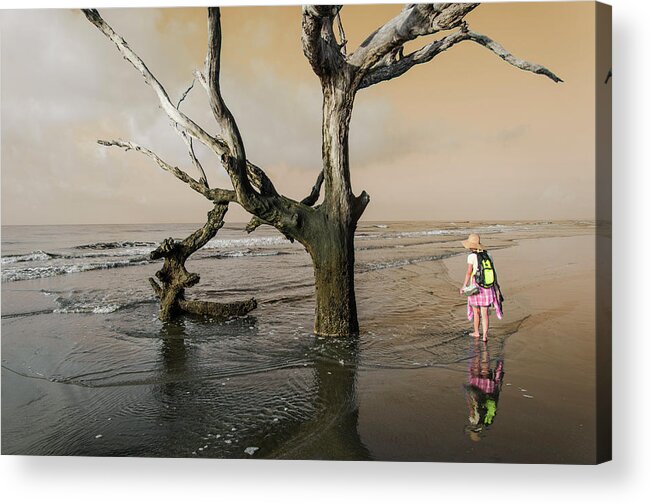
[356,234,597,463]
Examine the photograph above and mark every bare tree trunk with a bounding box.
[306,78,364,336]
[149,204,256,321]
[309,219,358,336]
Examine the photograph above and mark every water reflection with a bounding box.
[261,339,370,460]
[160,321,189,374]
[464,340,505,442]
[153,318,369,459]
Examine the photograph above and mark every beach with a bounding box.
[1,220,597,462]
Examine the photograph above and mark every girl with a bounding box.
[459,233,503,341]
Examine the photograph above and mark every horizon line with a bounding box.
[0,218,597,227]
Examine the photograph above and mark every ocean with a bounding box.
[1,220,597,461]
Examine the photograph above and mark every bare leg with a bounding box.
[481,306,489,341]
[471,306,480,337]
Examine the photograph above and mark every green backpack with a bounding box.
[474,251,495,288]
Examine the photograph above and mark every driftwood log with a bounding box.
[148,204,256,321]
[84,5,561,336]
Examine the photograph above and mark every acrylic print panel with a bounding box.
[0,2,611,463]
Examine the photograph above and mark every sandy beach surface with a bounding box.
[357,234,596,463]
[1,221,598,462]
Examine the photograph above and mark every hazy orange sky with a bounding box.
[1,3,598,224]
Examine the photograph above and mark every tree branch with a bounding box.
[335,11,348,55]
[200,8,311,239]
[359,25,562,90]
[97,139,236,203]
[82,9,230,157]
[248,170,324,234]
[203,9,244,157]
[202,8,252,198]
[192,68,279,198]
[176,78,196,109]
[173,78,209,185]
[353,190,370,222]
[199,6,294,225]
[179,203,228,258]
[464,29,563,83]
[244,216,265,234]
[301,5,346,78]
[180,133,208,186]
[300,170,325,206]
[246,161,278,197]
[348,3,479,73]
[149,204,228,279]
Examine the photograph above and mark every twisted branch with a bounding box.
[82,9,230,157]
[97,139,236,203]
[348,3,479,72]
[359,24,562,89]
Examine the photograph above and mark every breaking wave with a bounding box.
[358,252,458,273]
[40,289,156,315]
[52,299,153,314]
[204,236,288,249]
[75,240,158,250]
[1,251,59,264]
[1,257,151,283]
[205,250,285,259]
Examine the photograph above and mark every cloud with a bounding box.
[1,5,596,224]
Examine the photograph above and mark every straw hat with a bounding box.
[462,233,484,251]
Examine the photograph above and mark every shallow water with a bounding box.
[1,220,595,460]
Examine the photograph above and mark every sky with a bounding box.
[0,3,599,225]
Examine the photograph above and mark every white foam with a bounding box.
[211,249,282,258]
[2,258,150,282]
[1,251,52,264]
[204,236,288,249]
[53,303,121,314]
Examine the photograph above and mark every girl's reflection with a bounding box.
[464,340,504,441]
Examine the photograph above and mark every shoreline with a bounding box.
[354,233,596,463]
[449,233,596,462]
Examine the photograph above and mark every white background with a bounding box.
[1,0,649,502]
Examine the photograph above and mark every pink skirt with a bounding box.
[467,284,503,321]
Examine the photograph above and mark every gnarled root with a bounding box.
[149,204,257,321]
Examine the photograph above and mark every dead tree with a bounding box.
[147,204,257,321]
[83,4,561,336]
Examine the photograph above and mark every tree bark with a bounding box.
[304,76,366,336]
[308,216,359,336]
